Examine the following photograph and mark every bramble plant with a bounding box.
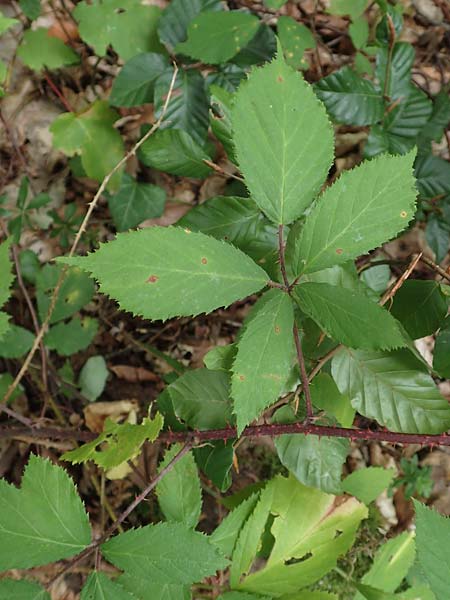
[1,1,450,599]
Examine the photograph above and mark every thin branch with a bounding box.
[420,255,450,284]
[293,323,313,419]
[2,65,179,409]
[380,252,422,306]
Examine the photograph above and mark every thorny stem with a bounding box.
[46,440,194,590]
[1,65,179,410]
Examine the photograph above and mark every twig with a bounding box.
[380,252,422,306]
[46,439,193,590]
[420,255,450,284]
[44,71,74,113]
[202,159,245,182]
[2,65,179,409]
[293,323,313,419]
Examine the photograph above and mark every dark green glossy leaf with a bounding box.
[232,23,276,67]
[315,67,383,126]
[158,0,222,51]
[109,52,169,107]
[210,85,235,161]
[375,42,414,100]
[390,280,447,339]
[433,317,450,378]
[415,153,450,199]
[195,441,234,492]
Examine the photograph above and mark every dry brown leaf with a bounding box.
[110,364,160,383]
[84,399,138,433]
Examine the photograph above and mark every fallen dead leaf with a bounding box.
[84,399,138,433]
[110,364,160,383]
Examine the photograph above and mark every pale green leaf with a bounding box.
[232,289,295,434]
[278,16,315,69]
[80,572,136,600]
[356,584,396,599]
[332,348,450,434]
[79,355,108,402]
[109,52,170,107]
[0,579,50,600]
[342,467,395,505]
[176,12,259,64]
[274,406,349,494]
[154,66,209,145]
[0,324,34,358]
[315,67,383,126]
[62,414,163,469]
[286,151,417,276]
[414,501,450,600]
[0,15,18,35]
[0,455,91,569]
[102,522,228,585]
[310,373,355,428]
[108,174,166,231]
[17,29,79,71]
[328,0,367,18]
[74,0,163,58]
[36,264,95,325]
[178,196,279,278]
[156,444,202,528]
[293,282,404,350]
[355,531,415,599]
[349,17,369,49]
[158,0,223,50]
[232,49,333,224]
[59,227,268,321]
[234,474,367,595]
[219,594,270,600]
[50,101,124,190]
[138,129,212,178]
[204,344,237,372]
[390,280,447,340]
[164,368,233,430]
[211,493,259,558]
[44,317,98,356]
[0,238,14,307]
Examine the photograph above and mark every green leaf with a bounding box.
[293,282,404,350]
[426,216,450,263]
[59,227,268,321]
[0,15,18,34]
[0,238,14,307]
[204,343,237,372]
[164,368,233,429]
[207,64,246,92]
[36,264,95,325]
[390,280,447,339]
[139,129,212,178]
[355,531,415,599]
[376,43,414,101]
[156,444,202,528]
[79,355,108,402]
[232,48,333,225]
[0,324,34,358]
[332,348,450,434]
[219,594,270,600]
[433,317,450,378]
[286,151,417,276]
[17,28,79,71]
[0,455,91,570]
[109,52,169,107]
[62,414,163,469]
[0,579,49,600]
[154,66,209,145]
[418,91,450,150]
[80,572,135,600]
[349,16,369,49]
[231,24,276,68]
[211,493,259,558]
[50,101,124,190]
[233,474,367,594]
[360,262,391,296]
[356,584,396,600]
[74,0,163,59]
[44,317,98,356]
[195,440,234,492]
[315,67,384,126]
[158,0,222,50]
[210,85,236,160]
[274,405,349,494]
[118,576,189,600]
[341,467,395,505]
[328,0,367,18]
[413,501,450,600]
[176,12,259,64]
[0,372,24,404]
[178,196,279,278]
[102,522,228,585]
[310,372,355,428]
[277,16,315,69]
[19,0,41,20]
[108,174,166,231]
[232,289,295,434]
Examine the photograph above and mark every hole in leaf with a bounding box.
[285,552,312,565]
